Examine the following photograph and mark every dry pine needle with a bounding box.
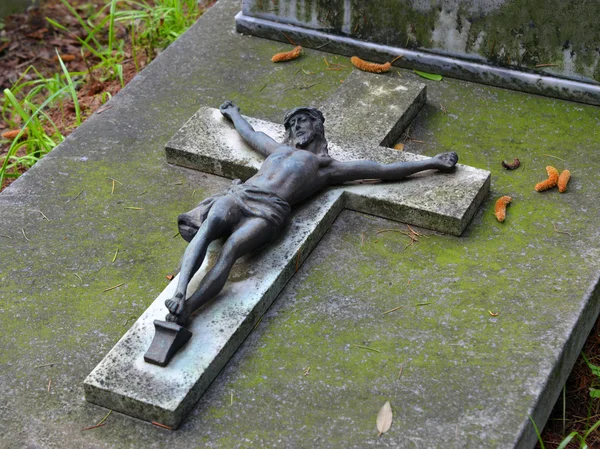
[494,195,512,222]
[558,169,571,193]
[272,45,302,63]
[52,54,76,62]
[535,166,559,192]
[351,56,391,73]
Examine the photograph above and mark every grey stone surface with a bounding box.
[166,107,490,235]
[1,0,600,448]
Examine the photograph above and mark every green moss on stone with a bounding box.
[178,74,600,445]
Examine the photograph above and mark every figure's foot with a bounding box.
[434,152,458,172]
[165,293,184,315]
[165,309,191,326]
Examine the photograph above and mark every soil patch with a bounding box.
[0,0,214,190]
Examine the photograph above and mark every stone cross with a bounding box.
[84,71,490,428]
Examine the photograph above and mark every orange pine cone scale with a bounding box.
[350,56,391,73]
[534,166,559,192]
[494,196,512,222]
[271,46,302,63]
[558,170,571,193]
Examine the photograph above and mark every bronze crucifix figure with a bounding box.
[164,101,457,328]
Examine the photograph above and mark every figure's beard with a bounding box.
[293,131,316,148]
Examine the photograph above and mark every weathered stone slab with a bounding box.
[85,104,489,425]
[240,0,600,85]
[165,106,490,236]
[0,0,33,18]
[317,70,427,148]
[3,1,600,448]
[86,79,489,427]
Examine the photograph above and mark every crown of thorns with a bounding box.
[283,107,325,129]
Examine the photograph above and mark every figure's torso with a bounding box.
[246,145,332,205]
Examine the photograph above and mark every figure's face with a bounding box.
[288,113,319,148]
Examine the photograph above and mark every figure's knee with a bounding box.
[204,199,240,235]
[199,213,228,239]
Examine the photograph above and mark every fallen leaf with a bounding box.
[393,143,404,151]
[26,28,48,39]
[1,128,27,140]
[413,70,443,81]
[501,158,521,170]
[166,274,174,281]
[376,401,393,436]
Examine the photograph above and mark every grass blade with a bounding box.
[582,419,600,441]
[1,86,69,185]
[3,88,31,123]
[47,18,108,64]
[55,50,81,125]
[581,352,600,378]
[56,0,101,49]
[528,415,545,449]
[108,0,118,54]
[555,432,577,449]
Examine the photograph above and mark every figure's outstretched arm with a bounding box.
[220,101,279,157]
[326,152,458,185]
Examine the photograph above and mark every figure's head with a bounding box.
[283,107,327,154]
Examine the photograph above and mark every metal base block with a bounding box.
[144,320,193,367]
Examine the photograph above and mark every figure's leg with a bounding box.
[170,217,275,325]
[165,197,241,317]
[164,219,221,315]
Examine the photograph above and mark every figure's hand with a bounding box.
[220,100,240,121]
[433,152,458,172]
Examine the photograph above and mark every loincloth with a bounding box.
[178,180,292,243]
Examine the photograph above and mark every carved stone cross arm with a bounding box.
[165,107,490,236]
[84,72,490,428]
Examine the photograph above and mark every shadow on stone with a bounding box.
[144,320,192,367]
